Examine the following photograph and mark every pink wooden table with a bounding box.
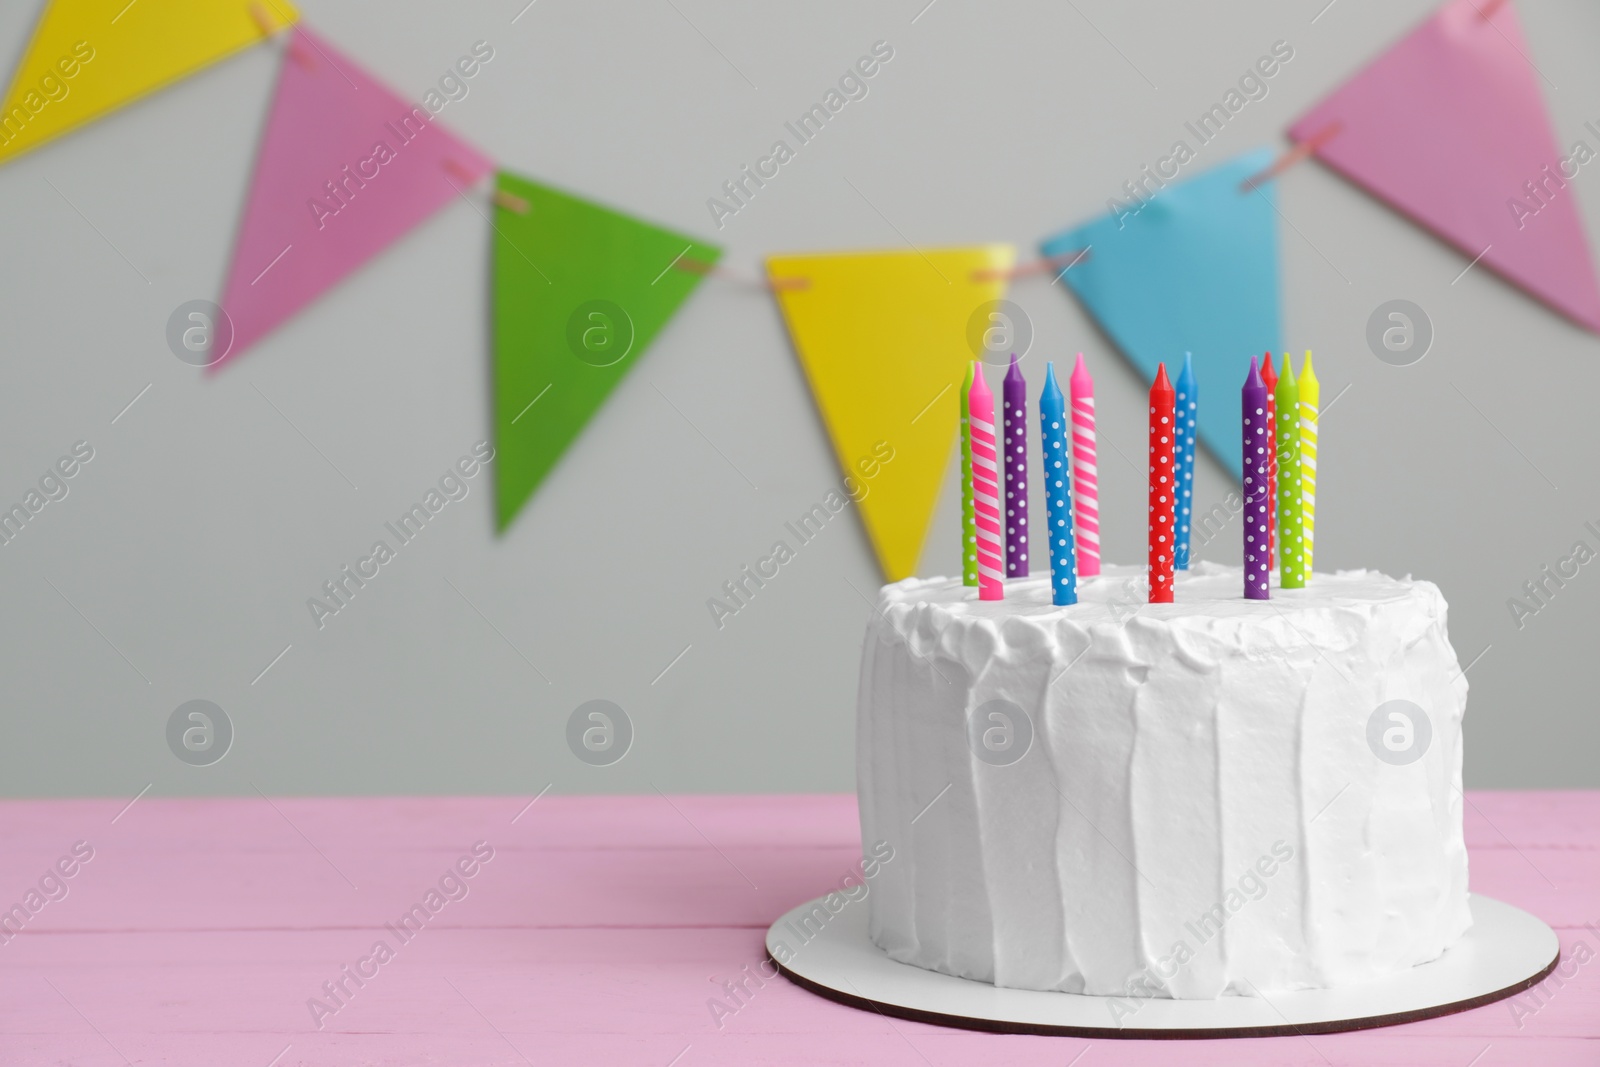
[1,792,1595,1065]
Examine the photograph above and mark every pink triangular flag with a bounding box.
[215,26,492,364]
[1289,0,1600,332]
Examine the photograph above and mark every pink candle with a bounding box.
[1069,353,1100,577]
[968,365,1005,600]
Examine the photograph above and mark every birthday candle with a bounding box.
[1149,363,1176,603]
[1242,357,1271,600]
[1260,352,1278,571]
[1003,355,1030,577]
[1298,351,1319,577]
[1040,362,1077,606]
[960,362,978,587]
[1276,355,1306,589]
[969,365,1005,600]
[1174,352,1198,569]
[1069,353,1100,577]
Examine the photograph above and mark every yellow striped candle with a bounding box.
[1298,351,1318,578]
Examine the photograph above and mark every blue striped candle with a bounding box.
[1174,351,1198,569]
[1040,362,1077,606]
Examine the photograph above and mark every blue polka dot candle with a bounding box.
[1040,362,1077,605]
[1241,356,1271,600]
[1174,351,1198,569]
[1002,355,1029,577]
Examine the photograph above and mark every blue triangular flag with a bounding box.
[1040,148,1281,480]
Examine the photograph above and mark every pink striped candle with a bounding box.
[1069,353,1100,577]
[968,364,1005,600]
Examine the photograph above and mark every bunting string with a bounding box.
[2,0,1594,571]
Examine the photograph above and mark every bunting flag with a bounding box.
[1041,149,1280,480]
[492,172,719,532]
[0,0,297,166]
[766,246,1015,581]
[1289,0,1600,332]
[214,25,492,364]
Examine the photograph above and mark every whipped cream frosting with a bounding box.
[856,562,1471,997]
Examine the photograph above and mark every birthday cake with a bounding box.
[855,562,1471,999]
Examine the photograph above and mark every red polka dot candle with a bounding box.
[1148,362,1176,604]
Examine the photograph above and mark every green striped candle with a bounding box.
[1275,354,1306,589]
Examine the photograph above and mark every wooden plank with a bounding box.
[1468,848,1600,929]
[0,837,1592,933]
[1465,791,1600,850]
[0,794,864,854]
[0,841,867,932]
[4,790,1593,859]
[1,925,1595,1039]
[4,1030,1596,1067]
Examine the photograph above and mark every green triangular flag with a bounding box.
[492,172,720,531]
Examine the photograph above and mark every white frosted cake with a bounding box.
[856,562,1471,999]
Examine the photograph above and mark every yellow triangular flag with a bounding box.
[0,0,297,165]
[767,245,1015,582]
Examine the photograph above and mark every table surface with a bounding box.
[0,792,1595,1066]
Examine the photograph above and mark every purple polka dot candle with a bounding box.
[1002,355,1029,577]
[1241,356,1271,600]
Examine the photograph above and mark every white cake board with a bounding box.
[767,894,1558,1039]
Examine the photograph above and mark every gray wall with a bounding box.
[1,0,1596,797]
